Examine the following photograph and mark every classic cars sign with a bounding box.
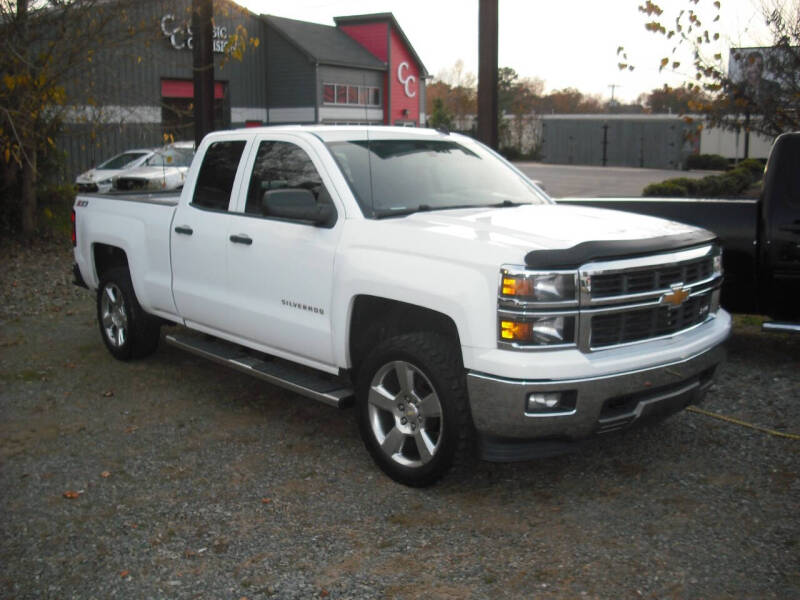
[160,14,229,53]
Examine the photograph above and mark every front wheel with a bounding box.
[97,267,160,360]
[356,333,473,486]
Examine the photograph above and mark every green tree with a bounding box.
[428,98,454,130]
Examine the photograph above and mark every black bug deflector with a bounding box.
[524,229,718,270]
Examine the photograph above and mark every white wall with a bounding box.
[700,126,774,160]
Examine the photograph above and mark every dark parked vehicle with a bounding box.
[557,132,800,331]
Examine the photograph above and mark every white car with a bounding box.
[113,141,195,192]
[75,149,155,193]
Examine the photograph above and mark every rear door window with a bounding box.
[192,141,247,211]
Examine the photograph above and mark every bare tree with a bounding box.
[619,0,800,139]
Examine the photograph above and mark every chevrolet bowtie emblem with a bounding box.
[662,283,690,307]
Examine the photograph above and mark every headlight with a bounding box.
[499,315,576,347]
[500,269,577,304]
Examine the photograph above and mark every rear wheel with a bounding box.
[97,267,160,360]
[356,333,473,486]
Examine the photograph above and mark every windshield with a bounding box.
[325,138,549,218]
[145,146,194,168]
[97,152,148,170]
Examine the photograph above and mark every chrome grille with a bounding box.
[589,291,712,348]
[579,245,722,351]
[590,256,714,299]
[76,182,99,193]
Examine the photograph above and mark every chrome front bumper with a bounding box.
[466,343,726,461]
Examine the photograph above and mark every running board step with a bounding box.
[165,332,354,408]
[762,322,800,334]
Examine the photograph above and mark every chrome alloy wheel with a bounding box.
[367,360,443,468]
[100,283,128,349]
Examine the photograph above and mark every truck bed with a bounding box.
[83,190,181,207]
[73,190,180,320]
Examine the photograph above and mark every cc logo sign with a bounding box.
[160,14,191,50]
[397,62,417,98]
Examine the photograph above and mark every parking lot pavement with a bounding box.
[515,162,713,198]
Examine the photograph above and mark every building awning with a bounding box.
[161,79,225,100]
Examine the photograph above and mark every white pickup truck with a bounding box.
[73,126,731,486]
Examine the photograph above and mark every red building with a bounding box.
[335,13,428,126]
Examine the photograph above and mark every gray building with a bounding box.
[60,1,427,179]
[540,114,697,170]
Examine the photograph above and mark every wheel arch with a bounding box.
[348,295,462,377]
[93,243,129,283]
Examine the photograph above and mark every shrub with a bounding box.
[498,145,543,162]
[726,167,752,192]
[643,181,689,197]
[736,158,765,179]
[644,161,764,198]
[668,177,702,195]
[694,175,727,197]
[498,146,522,161]
[686,153,729,170]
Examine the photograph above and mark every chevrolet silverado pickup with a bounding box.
[558,132,800,332]
[72,126,731,486]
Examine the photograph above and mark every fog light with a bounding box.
[528,392,561,410]
[525,391,577,415]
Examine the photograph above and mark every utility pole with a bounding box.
[192,0,214,148]
[477,0,498,149]
[744,110,751,159]
[608,84,621,111]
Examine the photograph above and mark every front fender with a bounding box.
[331,247,498,368]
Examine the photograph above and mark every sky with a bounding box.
[237,0,778,103]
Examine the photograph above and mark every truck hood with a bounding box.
[349,204,712,269]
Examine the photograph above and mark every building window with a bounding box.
[323,83,381,107]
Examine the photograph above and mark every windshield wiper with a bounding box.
[487,199,524,207]
[373,200,527,219]
[373,204,432,219]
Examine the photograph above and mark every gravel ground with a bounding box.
[1,242,798,599]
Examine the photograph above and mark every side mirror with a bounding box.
[262,189,335,227]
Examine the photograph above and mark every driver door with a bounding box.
[225,134,343,367]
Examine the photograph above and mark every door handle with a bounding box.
[229,234,253,245]
[174,225,193,235]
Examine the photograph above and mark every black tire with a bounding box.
[96,267,160,360]
[356,332,473,487]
